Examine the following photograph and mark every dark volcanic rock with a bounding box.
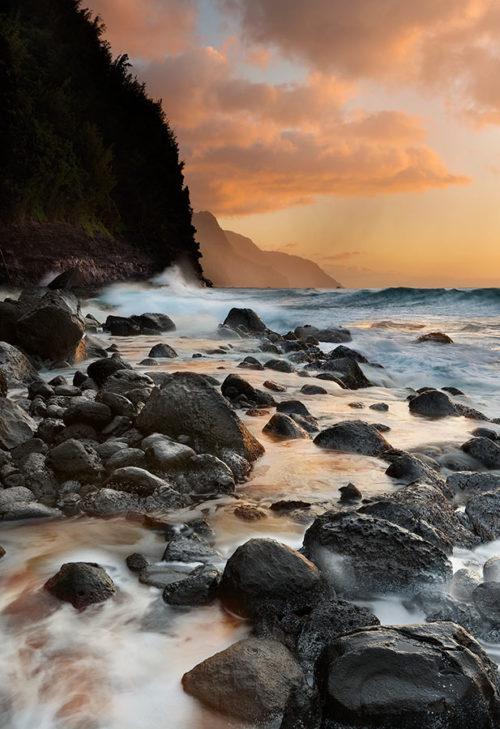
[44,562,115,609]
[47,439,103,482]
[314,420,391,456]
[300,384,327,395]
[182,638,305,723]
[472,582,500,626]
[409,390,456,417]
[295,325,351,343]
[221,374,274,407]
[106,466,169,496]
[136,372,264,462]
[0,399,36,449]
[16,290,85,362]
[223,307,267,333]
[303,511,452,598]
[318,357,372,389]
[465,490,500,541]
[417,331,454,343]
[0,342,38,386]
[87,357,129,387]
[265,359,296,373]
[63,401,113,429]
[219,538,327,618]
[163,566,221,606]
[461,437,500,469]
[447,472,500,498]
[326,345,368,363]
[148,343,177,358]
[263,413,310,439]
[318,622,500,729]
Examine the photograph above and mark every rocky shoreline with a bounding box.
[0,282,499,728]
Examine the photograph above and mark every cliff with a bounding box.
[0,0,203,285]
[194,212,342,288]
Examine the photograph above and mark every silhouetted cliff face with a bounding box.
[0,0,203,285]
[194,212,342,288]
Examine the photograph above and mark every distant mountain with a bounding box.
[193,211,342,288]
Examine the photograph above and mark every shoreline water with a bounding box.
[0,281,499,727]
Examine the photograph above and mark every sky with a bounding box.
[87,0,500,287]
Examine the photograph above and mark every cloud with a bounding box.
[140,47,470,214]
[88,0,198,59]
[222,0,500,126]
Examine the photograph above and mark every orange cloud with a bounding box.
[88,0,197,58]
[140,48,470,214]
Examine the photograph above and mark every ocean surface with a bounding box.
[0,275,499,729]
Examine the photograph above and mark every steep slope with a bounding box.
[193,211,341,288]
[0,0,203,285]
[193,212,288,287]
[225,230,341,288]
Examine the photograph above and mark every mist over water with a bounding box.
[1,273,500,727]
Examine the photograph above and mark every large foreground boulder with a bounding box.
[318,622,500,729]
[182,638,305,723]
[15,290,85,362]
[222,308,267,333]
[409,390,456,418]
[136,372,264,462]
[303,511,452,598]
[314,420,391,456]
[219,538,327,618]
[44,562,116,609]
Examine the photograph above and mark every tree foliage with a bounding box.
[0,0,202,273]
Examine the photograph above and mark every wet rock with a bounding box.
[176,454,235,495]
[82,488,141,516]
[44,562,116,609]
[314,420,391,457]
[263,380,286,392]
[450,568,481,602]
[106,466,168,497]
[466,489,500,541]
[96,391,135,418]
[447,471,500,498]
[409,389,456,417]
[219,538,327,619]
[348,401,364,409]
[126,553,149,572]
[276,400,312,418]
[473,582,500,625]
[303,511,452,598]
[295,325,351,343]
[265,359,296,373]
[1,501,62,521]
[105,448,146,470]
[315,372,346,388]
[318,357,372,389]
[16,290,85,362]
[483,557,500,582]
[238,355,264,370]
[411,587,484,636]
[461,437,500,468]
[0,399,36,449]
[163,566,221,606]
[300,384,327,395]
[384,451,444,489]
[455,403,490,421]
[47,439,103,482]
[148,343,177,358]
[18,452,59,501]
[101,369,153,399]
[221,374,275,407]
[339,483,362,502]
[0,342,38,386]
[233,503,267,521]
[222,308,267,333]
[318,623,500,729]
[162,533,221,564]
[182,638,306,723]
[369,402,389,411]
[139,358,158,367]
[471,427,499,440]
[263,413,310,439]
[87,357,129,387]
[63,401,113,429]
[47,267,86,290]
[417,331,454,344]
[136,372,264,462]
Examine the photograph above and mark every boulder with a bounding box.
[447,472,500,498]
[314,420,391,457]
[318,623,500,729]
[163,566,221,606]
[148,343,177,358]
[295,325,351,343]
[0,399,36,450]
[300,384,327,395]
[263,413,310,439]
[44,562,116,609]
[472,582,500,625]
[221,374,274,407]
[409,390,456,417]
[223,308,267,333]
[47,439,103,482]
[16,290,85,362]
[466,489,500,541]
[265,359,296,373]
[106,466,168,497]
[101,369,153,399]
[326,345,368,363]
[175,454,235,495]
[219,538,327,619]
[47,267,86,290]
[62,401,113,429]
[417,331,454,344]
[87,357,129,387]
[483,557,500,583]
[319,357,372,389]
[0,342,38,386]
[182,638,305,723]
[303,511,452,598]
[136,372,264,462]
[461,437,500,469]
[144,436,195,470]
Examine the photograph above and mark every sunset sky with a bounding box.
[88,0,500,287]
